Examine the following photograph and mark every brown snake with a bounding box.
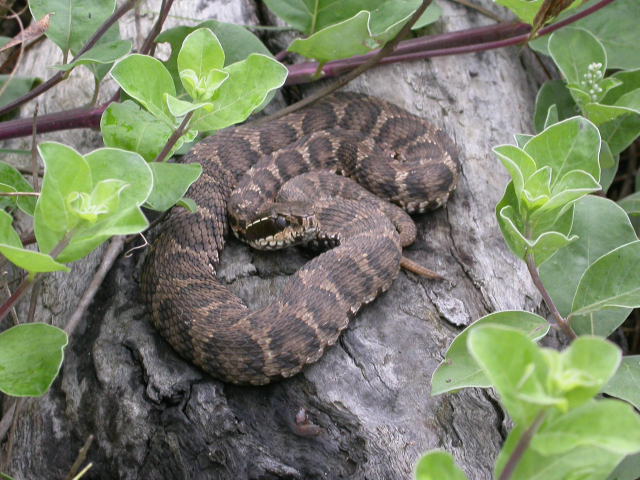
[140,93,459,385]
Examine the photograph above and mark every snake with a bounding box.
[140,93,459,385]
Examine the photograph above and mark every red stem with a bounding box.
[0,0,617,139]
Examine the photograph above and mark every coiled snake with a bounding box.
[141,93,459,385]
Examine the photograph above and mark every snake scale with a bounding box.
[141,93,460,385]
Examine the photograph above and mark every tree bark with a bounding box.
[1,1,550,478]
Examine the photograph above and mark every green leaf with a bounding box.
[145,162,202,212]
[176,198,197,213]
[539,196,636,337]
[177,28,229,101]
[155,20,273,100]
[111,54,176,124]
[0,161,36,216]
[619,192,640,216]
[584,103,634,126]
[552,336,621,409]
[607,452,640,480]
[524,116,601,188]
[514,134,533,148]
[599,143,618,194]
[287,1,426,64]
[572,241,640,317]
[616,89,640,113]
[35,146,152,263]
[29,0,116,56]
[288,11,375,64]
[0,323,68,397]
[496,429,625,480]
[603,70,640,106]
[492,144,537,200]
[431,311,550,395]
[0,211,69,273]
[531,399,640,456]
[190,54,288,132]
[164,94,209,118]
[496,182,577,266]
[598,114,640,156]
[411,2,443,29]
[530,0,640,71]
[543,104,559,130]
[603,356,640,411]
[467,325,553,425]
[493,0,581,24]
[263,0,417,35]
[50,40,132,72]
[66,179,128,224]
[37,142,92,232]
[532,79,583,133]
[549,28,607,103]
[0,75,40,110]
[100,101,175,162]
[414,451,468,480]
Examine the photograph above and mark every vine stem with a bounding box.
[0,0,616,140]
[0,0,140,118]
[251,0,435,126]
[525,253,577,340]
[285,0,616,84]
[0,191,38,196]
[497,411,547,480]
[152,110,194,162]
[0,227,76,324]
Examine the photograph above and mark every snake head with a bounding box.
[243,201,320,250]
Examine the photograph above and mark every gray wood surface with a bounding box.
[2,1,548,478]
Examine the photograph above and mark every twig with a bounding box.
[0,227,75,323]
[2,272,19,325]
[3,397,24,471]
[26,281,40,323]
[285,0,614,85]
[0,0,140,117]
[31,102,39,192]
[253,0,435,125]
[64,434,94,480]
[0,3,26,101]
[139,0,174,56]
[152,111,193,162]
[0,191,39,197]
[0,397,17,444]
[64,236,125,336]
[526,254,577,340]
[0,0,616,140]
[498,410,546,480]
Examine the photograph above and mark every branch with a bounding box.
[152,110,193,162]
[0,0,616,139]
[286,0,615,84]
[526,254,577,340]
[0,227,75,323]
[0,0,140,117]
[252,0,435,125]
[63,236,124,336]
[498,410,547,480]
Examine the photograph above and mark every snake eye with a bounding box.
[276,216,287,229]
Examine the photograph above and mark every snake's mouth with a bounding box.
[244,204,320,251]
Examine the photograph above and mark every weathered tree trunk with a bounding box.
[2,1,549,478]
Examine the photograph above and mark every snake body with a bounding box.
[141,93,459,385]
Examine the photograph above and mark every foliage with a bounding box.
[418,0,640,479]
